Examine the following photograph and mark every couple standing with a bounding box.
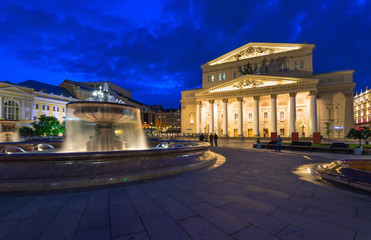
[209,133,218,146]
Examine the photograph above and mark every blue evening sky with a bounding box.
[0,0,370,108]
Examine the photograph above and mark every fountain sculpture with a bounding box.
[64,83,147,152]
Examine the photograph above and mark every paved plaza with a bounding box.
[0,145,370,240]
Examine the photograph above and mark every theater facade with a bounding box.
[181,42,355,138]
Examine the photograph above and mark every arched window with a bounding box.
[280,111,285,122]
[234,113,238,123]
[264,112,268,122]
[248,113,253,122]
[4,100,19,120]
[329,108,334,121]
[297,109,304,121]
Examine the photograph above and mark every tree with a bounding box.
[238,62,258,76]
[325,122,332,140]
[346,126,371,147]
[19,126,35,141]
[32,115,65,141]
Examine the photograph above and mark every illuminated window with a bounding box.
[219,73,222,81]
[294,61,298,70]
[222,72,225,80]
[297,109,303,121]
[300,60,304,69]
[4,101,19,120]
[234,113,238,123]
[280,111,285,121]
[264,112,268,122]
[280,129,285,136]
[211,75,214,82]
[248,113,253,122]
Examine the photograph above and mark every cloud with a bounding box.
[0,0,370,108]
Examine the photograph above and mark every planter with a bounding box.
[354,147,363,155]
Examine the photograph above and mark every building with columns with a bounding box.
[181,42,355,138]
[354,88,370,129]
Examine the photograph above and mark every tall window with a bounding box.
[280,129,285,136]
[300,60,304,69]
[222,72,226,80]
[280,111,285,122]
[211,75,214,82]
[279,64,282,72]
[297,109,303,121]
[284,63,287,71]
[42,105,45,110]
[248,113,253,122]
[35,104,39,109]
[234,113,238,123]
[4,100,19,120]
[219,73,222,81]
[264,112,268,122]
[294,61,298,70]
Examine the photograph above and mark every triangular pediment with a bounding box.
[207,42,315,66]
[0,86,33,96]
[196,75,318,97]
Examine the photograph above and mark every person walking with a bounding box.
[276,135,283,152]
[199,133,205,141]
[209,133,214,146]
[214,133,218,147]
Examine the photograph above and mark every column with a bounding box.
[344,92,353,137]
[271,94,277,133]
[309,91,318,135]
[237,97,244,136]
[196,101,202,133]
[209,100,214,133]
[253,96,260,136]
[289,92,297,134]
[222,99,228,137]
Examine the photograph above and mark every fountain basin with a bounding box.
[316,159,371,192]
[0,141,216,192]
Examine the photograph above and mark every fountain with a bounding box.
[0,120,19,142]
[64,83,147,152]
[0,83,217,192]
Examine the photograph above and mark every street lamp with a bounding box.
[301,121,305,137]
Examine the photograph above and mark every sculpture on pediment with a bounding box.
[238,62,258,76]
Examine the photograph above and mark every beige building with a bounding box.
[354,88,370,128]
[181,42,355,138]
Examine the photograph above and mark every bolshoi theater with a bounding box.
[180,42,354,138]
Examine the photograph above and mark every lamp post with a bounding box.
[301,121,305,137]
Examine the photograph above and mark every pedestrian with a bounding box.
[209,133,214,146]
[276,135,282,152]
[199,133,204,141]
[214,133,218,146]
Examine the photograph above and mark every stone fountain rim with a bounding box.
[67,101,138,110]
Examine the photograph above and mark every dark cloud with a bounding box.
[0,0,369,107]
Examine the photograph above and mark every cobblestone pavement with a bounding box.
[0,147,370,240]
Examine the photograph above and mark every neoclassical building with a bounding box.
[181,42,355,138]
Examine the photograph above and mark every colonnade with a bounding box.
[196,92,318,137]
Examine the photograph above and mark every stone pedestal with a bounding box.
[271,132,277,141]
[292,132,299,142]
[313,132,321,144]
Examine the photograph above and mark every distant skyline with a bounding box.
[0,0,370,108]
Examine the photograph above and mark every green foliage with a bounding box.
[19,126,35,141]
[32,115,65,140]
[238,62,258,76]
[325,122,332,140]
[346,126,371,147]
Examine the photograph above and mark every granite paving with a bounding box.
[0,145,370,240]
